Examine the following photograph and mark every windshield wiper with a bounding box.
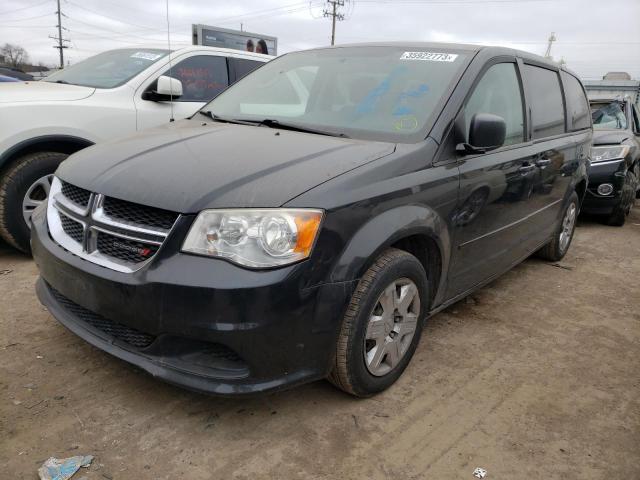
[197,111,256,126]
[53,80,70,84]
[197,112,349,138]
[241,118,350,138]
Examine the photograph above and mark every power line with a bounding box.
[65,0,167,33]
[357,0,553,3]
[1,12,53,23]
[65,16,169,42]
[0,0,49,16]
[323,1,346,46]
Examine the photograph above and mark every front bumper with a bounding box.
[581,159,626,214]
[31,205,356,396]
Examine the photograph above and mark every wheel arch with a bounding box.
[0,135,94,173]
[329,205,451,308]
[574,178,587,206]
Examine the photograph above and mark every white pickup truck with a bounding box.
[0,46,270,252]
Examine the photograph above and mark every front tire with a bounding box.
[328,248,428,397]
[0,152,68,253]
[537,191,579,262]
[605,203,627,227]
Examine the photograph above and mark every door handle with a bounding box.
[518,164,536,173]
[536,158,552,167]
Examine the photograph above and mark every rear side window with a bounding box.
[464,62,524,146]
[166,55,229,102]
[561,72,590,131]
[524,65,565,138]
[231,58,263,83]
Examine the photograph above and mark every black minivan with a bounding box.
[31,43,591,397]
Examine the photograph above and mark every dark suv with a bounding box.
[582,97,640,225]
[31,43,590,397]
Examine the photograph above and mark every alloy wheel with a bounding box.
[559,202,576,253]
[364,278,420,377]
[22,174,54,228]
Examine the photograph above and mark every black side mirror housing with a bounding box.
[457,113,507,155]
[142,90,173,102]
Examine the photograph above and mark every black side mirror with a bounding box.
[457,113,506,155]
[141,75,183,102]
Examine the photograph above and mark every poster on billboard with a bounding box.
[192,24,277,56]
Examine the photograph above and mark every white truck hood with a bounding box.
[0,81,95,103]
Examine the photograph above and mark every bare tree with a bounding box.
[1,43,30,69]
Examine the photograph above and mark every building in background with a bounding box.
[584,72,640,106]
[192,25,277,56]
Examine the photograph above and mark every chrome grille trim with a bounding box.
[47,177,179,273]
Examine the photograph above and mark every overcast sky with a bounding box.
[1,0,638,79]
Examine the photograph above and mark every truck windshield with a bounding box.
[202,46,469,142]
[591,101,628,130]
[44,48,170,89]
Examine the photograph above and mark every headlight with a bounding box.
[591,145,630,163]
[182,209,323,268]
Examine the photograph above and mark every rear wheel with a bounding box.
[0,152,68,253]
[328,248,428,397]
[537,191,579,261]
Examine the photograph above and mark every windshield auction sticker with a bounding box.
[400,52,458,62]
[130,52,164,61]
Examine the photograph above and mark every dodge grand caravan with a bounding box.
[32,43,591,397]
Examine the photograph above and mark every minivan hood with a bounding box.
[57,119,396,212]
[0,81,95,103]
[592,129,631,146]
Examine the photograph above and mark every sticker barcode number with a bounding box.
[400,52,458,62]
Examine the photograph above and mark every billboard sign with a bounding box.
[192,24,277,56]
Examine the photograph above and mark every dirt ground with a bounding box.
[1,210,639,480]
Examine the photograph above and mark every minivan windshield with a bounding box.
[44,48,169,89]
[202,46,469,142]
[591,101,628,130]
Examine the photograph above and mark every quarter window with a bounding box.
[464,62,524,146]
[561,72,590,131]
[164,55,229,102]
[524,65,566,138]
[231,58,263,83]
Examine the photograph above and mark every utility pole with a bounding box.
[323,0,345,46]
[544,32,556,59]
[49,0,69,69]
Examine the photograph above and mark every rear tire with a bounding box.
[537,191,579,262]
[328,248,428,397]
[0,152,68,253]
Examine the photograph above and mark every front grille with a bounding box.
[103,197,178,231]
[61,181,91,208]
[50,286,156,348]
[97,232,159,263]
[49,177,179,272]
[59,213,84,244]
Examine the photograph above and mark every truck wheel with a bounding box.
[0,152,68,253]
[328,248,428,397]
[537,191,579,261]
[605,203,628,227]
